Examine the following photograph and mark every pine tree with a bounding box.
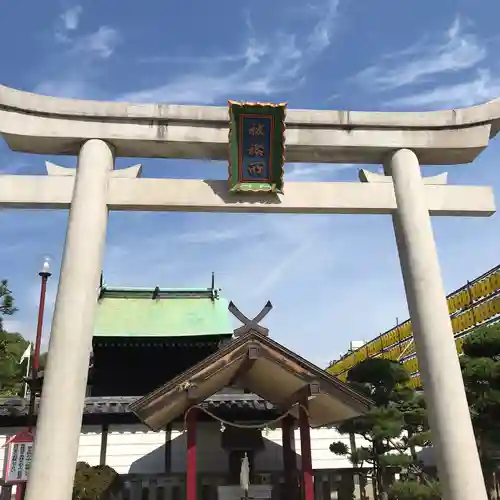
[330,358,435,499]
[0,279,17,332]
[460,322,500,499]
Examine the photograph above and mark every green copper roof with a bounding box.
[94,287,233,338]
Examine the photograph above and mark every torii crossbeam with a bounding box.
[0,166,494,215]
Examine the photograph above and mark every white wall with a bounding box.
[107,424,168,474]
[77,426,103,466]
[0,424,363,481]
[98,424,362,473]
[255,427,370,471]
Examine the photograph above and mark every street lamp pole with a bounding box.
[16,259,52,500]
[28,257,52,422]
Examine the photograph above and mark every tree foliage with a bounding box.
[36,351,48,372]
[0,331,30,396]
[0,280,17,332]
[460,322,500,499]
[330,358,435,499]
[73,462,123,500]
[0,280,29,397]
[388,479,441,500]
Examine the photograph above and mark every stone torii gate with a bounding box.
[0,84,498,500]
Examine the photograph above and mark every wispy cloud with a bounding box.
[353,17,486,91]
[178,227,265,245]
[61,5,83,32]
[138,54,246,65]
[34,6,121,98]
[306,0,340,52]
[55,5,83,42]
[244,224,317,300]
[349,16,500,109]
[120,35,299,104]
[71,26,121,59]
[56,22,121,60]
[100,209,338,306]
[387,69,500,108]
[120,0,340,104]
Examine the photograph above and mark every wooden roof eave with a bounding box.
[130,332,372,431]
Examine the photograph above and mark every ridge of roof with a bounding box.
[99,287,220,300]
[98,272,221,300]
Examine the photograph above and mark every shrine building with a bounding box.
[0,279,371,500]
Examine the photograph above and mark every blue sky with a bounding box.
[1,0,500,367]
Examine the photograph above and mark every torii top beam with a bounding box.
[1,85,500,164]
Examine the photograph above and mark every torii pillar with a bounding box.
[25,140,115,500]
[384,149,486,499]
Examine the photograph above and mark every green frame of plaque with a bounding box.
[228,100,286,193]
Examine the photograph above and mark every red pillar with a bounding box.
[299,405,314,500]
[15,484,26,500]
[282,415,298,500]
[186,408,197,500]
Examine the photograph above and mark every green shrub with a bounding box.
[388,479,441,500]
[73,462,123,500]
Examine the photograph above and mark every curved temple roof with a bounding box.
[1,85,500,164]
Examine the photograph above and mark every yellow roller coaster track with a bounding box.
[327,264,500,389]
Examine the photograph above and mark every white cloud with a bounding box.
[353,17,486,91]
[387,69,500,108]
[35,16,121,99]
[306,0,340,52]
[349,16,500,110]
[71,26,121,59]
[120,0,340,104]
[121,34,302,104]
[55,5,83,43]
[53,4,119,60]
[61,5,83,32]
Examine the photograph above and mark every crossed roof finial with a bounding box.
[228,301,273,337]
